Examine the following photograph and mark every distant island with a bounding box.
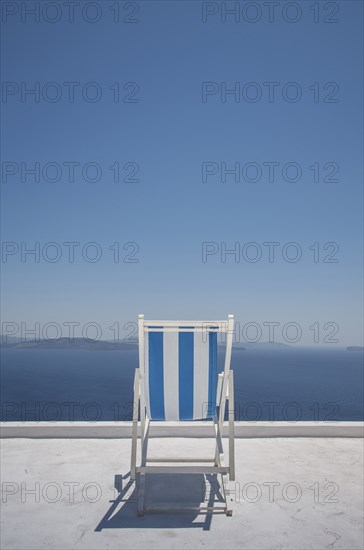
[1,338,293,351]
[3,339,360,352]
[0,337,138,351]
[234,342,289,350]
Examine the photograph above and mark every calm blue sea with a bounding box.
[1,348,363,421]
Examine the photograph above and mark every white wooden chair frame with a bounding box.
[130,314,235,516]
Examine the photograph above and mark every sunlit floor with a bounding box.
[1,437,363,549]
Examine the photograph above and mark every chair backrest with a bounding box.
[138,316,234,421]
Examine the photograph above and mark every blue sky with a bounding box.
[1,0,363,346]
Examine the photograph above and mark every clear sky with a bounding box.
[1,0,363,346]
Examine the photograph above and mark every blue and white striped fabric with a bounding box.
[144,329,218,421]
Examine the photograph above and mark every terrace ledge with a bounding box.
[0,421,363,438]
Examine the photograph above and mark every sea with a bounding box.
[1,347,363,422]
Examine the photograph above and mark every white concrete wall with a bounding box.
[0,421,363,438]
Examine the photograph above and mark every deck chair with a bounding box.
[130,314,235,516]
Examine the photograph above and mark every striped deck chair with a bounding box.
[130,314,235,516]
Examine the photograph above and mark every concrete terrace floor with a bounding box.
[1,438,363,550]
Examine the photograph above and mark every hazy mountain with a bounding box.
[233,341,289,349]
[0,337,138,351]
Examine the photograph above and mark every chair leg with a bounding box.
[137,473,146,516]
[137,418,150,516]
[228,371,235,482]
[213,417,224,466]
[130,422,137,481]
[213,418,233,516]
[130,369,140,481]
[140,404,146,449]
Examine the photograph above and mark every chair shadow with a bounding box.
[95,472,226,531]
